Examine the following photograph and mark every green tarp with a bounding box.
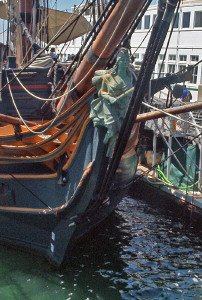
[160,139,199,189]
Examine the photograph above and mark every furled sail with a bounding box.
[0,1,92,45]
[0,1,7,20]
[42,8,92,45]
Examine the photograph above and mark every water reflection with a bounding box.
[0,191,201,299]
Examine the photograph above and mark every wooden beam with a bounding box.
[136,102,202,123]
[0,114,36,126]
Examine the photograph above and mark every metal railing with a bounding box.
[144,97,202,192]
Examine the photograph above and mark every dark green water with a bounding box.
[0,193,201,300]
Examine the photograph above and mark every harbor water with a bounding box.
[0,186,201,300]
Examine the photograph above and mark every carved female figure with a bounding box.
[90,48,133,156]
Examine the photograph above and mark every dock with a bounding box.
[135,96,202,221]
[136,164,202,216]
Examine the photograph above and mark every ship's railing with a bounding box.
[147,98,202,136]
[144,98,202,191]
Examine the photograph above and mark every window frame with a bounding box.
[179,55,187,62]
[173,12,179,29]
[190,55,199,62]
[190,66,198,84]
[194,11,202,28]
[168,64,175,74]
[144,15,150,30]
[137,19,142,30]
[182,12,190,28]
[169,54,176,61]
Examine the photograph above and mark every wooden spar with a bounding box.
[135,101,202,123]
[16,0,33,66]
[0,114,36,126]
[57,0,145,111]
[3,96,201,129]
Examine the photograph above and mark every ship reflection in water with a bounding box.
[0,188,201,299]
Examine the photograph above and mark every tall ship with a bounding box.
[0,0,200,267]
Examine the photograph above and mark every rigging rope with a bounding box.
[75,131,202,226]
[21,0,59,64]
[132,24,153,56]
[8,172,57,215]
[142,102,202,130]
[95,0,187,203]
[5,0,131,134]
[159,0,181,77]
[76,0,174,220]
[0,28,7,35]
[22,0,86,64]
[107,0,151,67]
[150,0,181,104]
[176,59,202,75]
[0,0,97,92]
[152,118,202,193]
[132,132,202,189]
[52,0,115,98]
[154,110,201,174]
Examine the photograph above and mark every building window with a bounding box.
[179,55,187,61]
[144,15,150,29]
[168,64,175,73]
[191,55,199,62]
[137,19,142,30]
[190,66,198,84]
[169,54,176,61]
[182,12,190,28]
[135,53,139,59]
[194,11,202,27]
[159,54,164,60]
[158,63,165,77]
[178,65,186,72]
[153,14,157,23]
[173,13,179,28]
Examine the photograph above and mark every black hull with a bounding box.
[0,116,139,266]
[0,57,140,267]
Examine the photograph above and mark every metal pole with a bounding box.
[199,135,202,190]
[152,125,157,177]
[32,0,37,40]
[150,79,157,177]
[167,117,172,180]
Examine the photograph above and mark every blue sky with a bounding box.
[53,0,82,11]
[1,0,157,43]
[48,0,83,11]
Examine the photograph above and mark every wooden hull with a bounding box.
[0,118,139,266]
[0,0,145,266]
[0,68,63,120]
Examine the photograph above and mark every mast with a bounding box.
[57,0,145,111]
[16,0,33,66]
[32,0,37,40]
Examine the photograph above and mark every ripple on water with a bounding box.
[0,194,201,299]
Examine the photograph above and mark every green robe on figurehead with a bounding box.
[90,48,134,156]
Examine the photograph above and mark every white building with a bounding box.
[58,0,202,99]
[131,0,202,99]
